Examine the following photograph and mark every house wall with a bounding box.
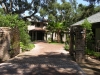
[46,32,51,41]
[92,23,100,42]
[96,28,100,41]
[28,22,47,31]
[46,32,67,42]
[53,32,57,41]
[28,22,67,42]
[28,22,47,41]
[63,33,67,42]
[53,32,66,42]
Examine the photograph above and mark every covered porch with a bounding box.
[29,30,46,41]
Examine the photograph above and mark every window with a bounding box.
[37,23,40,27]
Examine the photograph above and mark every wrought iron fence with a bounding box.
[86,40,100,60]
[95,40,100,60]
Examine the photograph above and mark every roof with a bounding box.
[26,15,48,22]
[71,12,100,26]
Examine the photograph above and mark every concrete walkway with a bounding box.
[0,42,86,75]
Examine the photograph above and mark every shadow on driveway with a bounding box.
[0,52,85,75]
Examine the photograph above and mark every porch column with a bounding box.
[63,32,66,42]
[44,32,47,41]
[32,31,34,41]
[46,32,47,41]
[35,31,37,40]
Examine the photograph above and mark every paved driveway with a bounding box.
[0,42,86,75]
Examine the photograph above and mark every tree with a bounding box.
[84,0,100,4]
[0,0,56,19]
[69,0,78,24]
[94,5,100,12]
[58,1,71,22]
[47,21,55,42]
[54,22,64,43]
[0,13,31,56]
[77,4,95,21]
[47,21,65,43]
[42,0,71,42]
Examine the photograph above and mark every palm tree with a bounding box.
[47,21,64,43]
[54,22,64,43]
[47,21,55,42]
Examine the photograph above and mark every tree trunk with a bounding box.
[60,32,63,43]
[51,32,53,42]
[57,30,60,43]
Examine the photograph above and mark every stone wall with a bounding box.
[0,27,11,61]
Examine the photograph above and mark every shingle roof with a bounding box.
[71,12,100,26]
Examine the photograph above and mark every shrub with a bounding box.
[20,42,35,52]
[85,49,100,58]
[82,19,93,50]
[64,44,69,50]
[0,14,33,52]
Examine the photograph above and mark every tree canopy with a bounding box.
[84,0,100,4]
[0,0,56,18]
[0,0,100,26]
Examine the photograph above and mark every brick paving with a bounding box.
[0,42,86,75]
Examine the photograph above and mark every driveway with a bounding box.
[0,42,86,75]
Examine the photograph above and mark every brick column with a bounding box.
[74,26,86,63]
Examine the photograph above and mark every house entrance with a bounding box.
[29,30,45,41]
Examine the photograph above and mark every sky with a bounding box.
[24,0,90,16]
[76,0,89,5]
[58,0,89,5]
[28,0,89,5]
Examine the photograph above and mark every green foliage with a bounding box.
[20,42,35,52]
[55,22,64,30]
[47,21,65,43]
[47,21,64,31]
[83,19,93,47]
[47,22,55,32]
[82,19,92,30]
[48,14,56,22]
[47,37,51,43]
[0,14,32,51]
[85,49,100,58]
[84,0,100,5]
[39,8,47,17]
[0,8,4,14]
[64,44,69,50]
[94,6,100,12]
[82,19,98,58]
[85,49,94,56]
